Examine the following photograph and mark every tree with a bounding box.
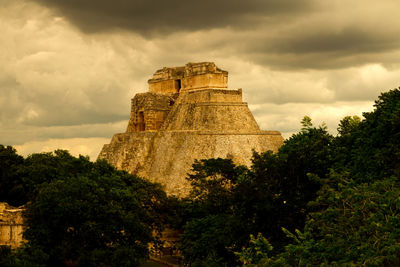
[0,145,25,206]
[0,149,171,266]
[271,175,400,266]
[300,115,313,131]
[236,233,274,266]
[335,88,400,182]
[0,148,96,206]
[239,88,400,266]
[246,119,334,246]
[178,118,334,266]
[21,150,93,203]
[19,156,167,266]
[179,158,247,266]
[180,214,235,267]
[337,115,361,136]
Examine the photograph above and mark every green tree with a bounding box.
[14,154,168,267]
[335,88,400,182]
[337,115,361,136]
[236,233,274,266]
[180,214,235,267]
[22,168,166,266]
[245,119,333,246]
[21,150,93,202]
[240,88,400,266]
[0,148,96,206]
[300,115,313,131]
[178,118,334,266]
[179,158,246,266]
[272,175,400,266]
[0,149,171,266]
[0,145,25,206]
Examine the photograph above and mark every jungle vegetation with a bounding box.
[1,88,399,266]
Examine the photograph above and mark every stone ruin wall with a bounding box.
[149,62,228,94]
[0,203,25,248]
[126,92,176,133]
[99,62,284,196]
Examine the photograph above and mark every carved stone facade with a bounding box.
[148,62,228,94]
[126,92,175,133]
[99,62,284,196]
[0,203,24,248]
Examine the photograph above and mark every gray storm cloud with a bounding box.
[27,0,400,70]
[28,0,313,34]
[1,0,399,159]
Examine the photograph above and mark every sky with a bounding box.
[1,0,399,160]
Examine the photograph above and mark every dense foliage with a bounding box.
[266,88,400,266]
[178,121,334,266]
[177,88,400,266]
[1,88,399,266]
[273,175,400,266]
[0,145,25,206]
[0,150,168,266]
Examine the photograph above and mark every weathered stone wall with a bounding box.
[149,79,181,94]
[161,90,259,132]
[182,73,227,91]
[182,62,228,91]
[99,84,284,196]
[183,88,242,103]
[144,131,282,195]
[126,92,177,133]
[98,132,156,173]
[0,203,25,248]
[148,62,228,94]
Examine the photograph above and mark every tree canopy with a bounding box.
[178,119,334,266]
[0,150,168,266]
[1,87,400,266]
[0,145,25,206]
[178,88,400,266]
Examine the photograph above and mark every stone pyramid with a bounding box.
[98,62,283,196]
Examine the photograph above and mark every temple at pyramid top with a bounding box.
[148,62,228,94]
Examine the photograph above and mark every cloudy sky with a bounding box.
[1,0,399,160]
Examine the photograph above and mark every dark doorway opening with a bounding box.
[174,79,182,91]
[137,111,145,131]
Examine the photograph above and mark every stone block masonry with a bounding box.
[98,62,284,196]
[0,203,25,248]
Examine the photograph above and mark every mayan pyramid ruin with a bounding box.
[98,62,283,196]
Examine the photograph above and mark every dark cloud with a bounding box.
[0,121,126,145]
[2,0,400,158]
[266,28,400,54]
[0,79,130,127]
[29,0,313,35]
[239,26,400,70]
[26,0,400,70]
